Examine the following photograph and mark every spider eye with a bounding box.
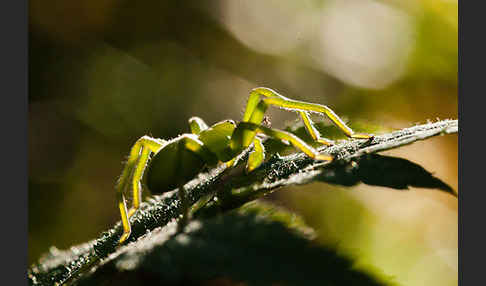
[223,119,236,126]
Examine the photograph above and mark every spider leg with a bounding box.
[126,147,151,218]
[244,87,373,140]
[127,137,166,218]
[242,89,262,122]
[246,136,265,172]
[298,111,334,146]
[188,116,209,134]
[174,135,217,232]
[117,188,131,244]
[253,124,333,162]
[180,134,219,165]
[117,136,165,244]
[175,139,188,233]
[176,183,188,233]
[234,122,332,170]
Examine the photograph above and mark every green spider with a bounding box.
[116,87,372,244]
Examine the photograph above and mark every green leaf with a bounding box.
[316,154,455,195]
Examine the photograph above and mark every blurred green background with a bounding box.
[29,0,457,285]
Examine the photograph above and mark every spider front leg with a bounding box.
[117,136,165,244]
[244,87,373,143]
[298,111,335,146]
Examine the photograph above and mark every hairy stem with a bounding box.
[28,119,458,286]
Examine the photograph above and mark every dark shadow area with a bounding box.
[76,205,389,286]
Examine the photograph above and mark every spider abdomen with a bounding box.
[146,138,207,194]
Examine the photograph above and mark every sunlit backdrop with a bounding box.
[29,1,457,285]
